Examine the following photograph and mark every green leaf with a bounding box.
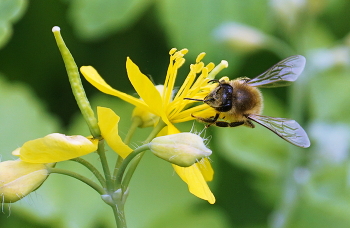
[68,0,152,40]
[0,0,27,49]
[0,76,60,161]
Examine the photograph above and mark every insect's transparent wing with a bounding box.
[247,114,310,148]
[247,55,306,88]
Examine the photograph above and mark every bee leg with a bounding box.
[191,113,220,127]
[214,121,245,127]
[229,121,245,127]
[244,120,255,128]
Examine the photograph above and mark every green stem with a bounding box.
[48,167,106,195]
[95,140,126,227]
[113,203,126,228]
[52,27,101,138]
[112,116,142,183]
[124,117,143,145]
[120,120,166,191]
[70,157,106,188]
[144,120,167,143]
[113,157,124,187]
[96,140,114,192]
[114,144,150,190]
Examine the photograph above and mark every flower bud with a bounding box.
[213,22,267,53]
[0,160,50,203]
[149,133,212,167]
[132,107,160,128]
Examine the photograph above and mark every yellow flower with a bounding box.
[81,49,218,133]
[80,48,228,204]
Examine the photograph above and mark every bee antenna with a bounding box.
[184,98,204,101]
[203,98,215,102]
[208,79,220,84]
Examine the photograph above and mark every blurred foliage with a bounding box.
[0,0,27,49]
[1,0,350,228]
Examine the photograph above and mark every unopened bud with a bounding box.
[0,160,51,203]
[132,107,160,128]
[149,133,212,167]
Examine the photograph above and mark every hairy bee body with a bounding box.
[227,79,263,122]
[185,55,311,148]
[202,78,263,128]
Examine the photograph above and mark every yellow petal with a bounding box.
[126,58,163,116]
[197,158,214,182]
[165,122,180,135]
[19,134,98,163]
[97,107,132,158]
[80,66,150,112]
[12,148,20,156]
[172,163,216,204]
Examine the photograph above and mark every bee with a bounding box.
[185,55,310,148]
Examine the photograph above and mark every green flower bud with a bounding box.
[0,160,51,203]
[149,133,212,167]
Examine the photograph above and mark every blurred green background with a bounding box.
[1,0,350,227]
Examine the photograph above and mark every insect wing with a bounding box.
[247,55,306,88]
[247,114,310,148]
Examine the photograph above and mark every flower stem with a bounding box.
[112,116,142,183]
[114,144,150,190]
[95,139,128,228]
[124,116,142,145]
[48,167,106,195]
[113,203,126,228]
[52,26,101,138]
[96,140,114,193]
[120,120,166,191]
[111,143,150,228]
[70,157,106,188]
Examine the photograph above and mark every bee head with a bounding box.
[204,80,233,112]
